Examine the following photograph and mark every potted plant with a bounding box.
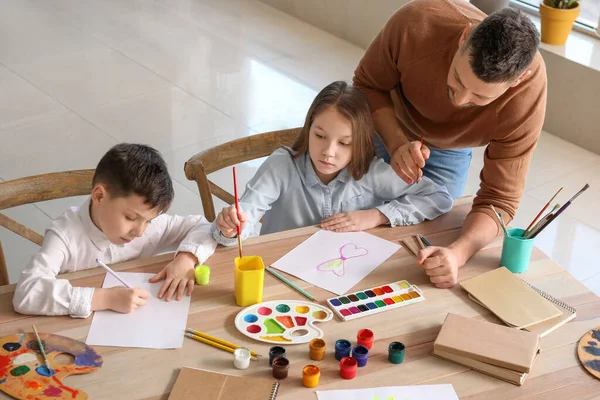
[470,0,510,15]
[540,0,581,45]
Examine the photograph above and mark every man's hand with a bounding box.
[149,252,197,301]
[416,246,462,288]
[390,141,430,184]
[321,209,388,232]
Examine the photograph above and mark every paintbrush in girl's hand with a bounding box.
[530,184,590,239]
[232,166,243,259]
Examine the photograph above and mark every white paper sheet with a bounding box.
[316,384,459,400]
[271,230,401,295]
[86,272,191,349]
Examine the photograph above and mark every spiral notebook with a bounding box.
[468,282,576,337]
[168,368,280,400]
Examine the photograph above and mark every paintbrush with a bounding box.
[32,325,52,373]
[525,204,560,239]
[232,167,243,259]
[490,205,510,237]
[531,184,590,239]
[417,136,424,183]
[522,187,563,237]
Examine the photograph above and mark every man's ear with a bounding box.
[510,69,532,88]
[458,23,472,48]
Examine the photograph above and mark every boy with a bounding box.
[13,143,216,318]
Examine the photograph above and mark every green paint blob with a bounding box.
[10,365,30,376]
[264,318,286,334]
[275,304,290,313]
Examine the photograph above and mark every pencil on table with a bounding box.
[185,333,259,361]
[232,166,243,259]
[415,234,426,250]
[522,187,562,237]
[418,234,432,247]
[185,328,261,359]
[400,239,419,258]
[266,267,318,303]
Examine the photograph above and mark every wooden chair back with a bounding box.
[184,128,301,221]
[0,170,95,285]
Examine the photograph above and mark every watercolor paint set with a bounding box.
[235,300,333,344]
[326,280,425,321]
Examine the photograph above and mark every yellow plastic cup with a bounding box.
[234,256,265,307]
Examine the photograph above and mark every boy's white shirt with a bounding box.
[13,197,216,318]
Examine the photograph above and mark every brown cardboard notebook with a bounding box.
[468,282,576,337]
[433,313,540,374]
[433,349,530,386]
[460,267,561,329]
[168,368,280,400]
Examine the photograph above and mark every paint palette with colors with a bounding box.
[326,280,425,321]
[235,300,333,345]
[0,332,102,399]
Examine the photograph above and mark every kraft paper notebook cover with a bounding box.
[460,267,561,329]
[433,348,531,386]
[433,313,540,374]
[168,368,280,400]
[468,282,577,337]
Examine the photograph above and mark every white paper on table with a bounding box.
[86,272,191,349]
[316,384,459,400]
[271,230,401,295]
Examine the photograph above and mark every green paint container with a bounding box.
[388,341,405,364]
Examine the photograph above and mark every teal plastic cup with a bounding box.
[500,228,535,273]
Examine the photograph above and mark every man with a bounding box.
[353,0,546,288]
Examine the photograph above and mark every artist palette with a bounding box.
[327,280,425,321]
[235,300,333,345]
[0,332,102,400]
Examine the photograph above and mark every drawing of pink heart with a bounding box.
[340,243,369,260]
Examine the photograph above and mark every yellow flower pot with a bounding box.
[540,2,580,45]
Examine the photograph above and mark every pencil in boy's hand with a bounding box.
[96,258,132,288]
[232,167,243,259]
[522,187,562,237]
[32,325,52,373]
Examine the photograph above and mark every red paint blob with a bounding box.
[43,385,62,397]
[246,325,261,334]
[0,354,11,378]
[294,316,307,326]
[257,307,272,316]
[382,285,393,293]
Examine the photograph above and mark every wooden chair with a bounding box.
[0,170,95,286]
[184,128,301,222]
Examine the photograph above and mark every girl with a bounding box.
[211,81,452,243]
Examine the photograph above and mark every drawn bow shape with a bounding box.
[316,243,369,277]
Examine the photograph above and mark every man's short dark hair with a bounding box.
[465,8,540,83]
[93,143,174,211]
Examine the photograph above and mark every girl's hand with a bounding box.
[321,209,388,232]
[216,206,248,238]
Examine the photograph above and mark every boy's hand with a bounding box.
[321,209,388,232]
[92,287,150,313]
[216,206,248,238]
[149,252,197,301]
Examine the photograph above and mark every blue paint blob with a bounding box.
[589,341,598,347]
[35,366,54,377]
[74,347,103,368]
[0,377,6,384]
[585,359,600,372]
[244,314,258,323]
[2,342,21,352]
[592,329,600,341]
[584,346,600,356]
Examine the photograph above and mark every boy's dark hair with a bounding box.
[292,81,375,180]
[92,143,174,211]
[465,8,539,83]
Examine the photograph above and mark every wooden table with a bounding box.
[0,198,598,399]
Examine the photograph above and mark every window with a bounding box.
[514,0,600,29]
